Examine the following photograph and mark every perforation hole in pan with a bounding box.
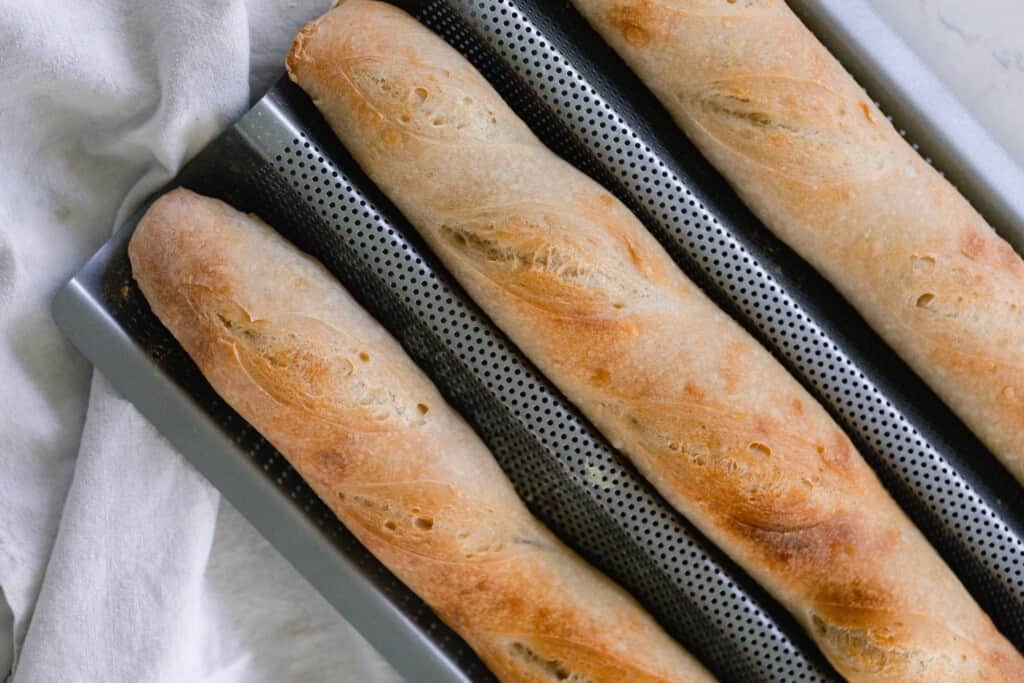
[415,0,1024,635]
[273,127,831,681]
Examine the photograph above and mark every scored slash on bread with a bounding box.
[285,1,1024,680]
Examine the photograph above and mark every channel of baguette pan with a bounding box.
[285,1,1024,680]
[569,0,1024,486]
[129,188,715,683]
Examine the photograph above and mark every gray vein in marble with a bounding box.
[937,11,981,44]
[993,48,1024,72]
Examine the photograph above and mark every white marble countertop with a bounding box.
[867,0,1024,168]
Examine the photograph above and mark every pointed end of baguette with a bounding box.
[286,19,322,82]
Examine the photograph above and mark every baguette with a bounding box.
[128,188,715,683]
[569,0,1024,486]
[285,2,1024,680]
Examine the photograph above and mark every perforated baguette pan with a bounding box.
[52,1,1024,681]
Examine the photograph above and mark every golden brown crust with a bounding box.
[128,187,714,683]
[570,0,1024,489]
[285,2,1024,680]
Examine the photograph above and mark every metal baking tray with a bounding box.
[52,1,1024,681]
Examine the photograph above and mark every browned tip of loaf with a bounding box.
[286,19,322,80]
[288,0,379,80]
[128,187,194,267]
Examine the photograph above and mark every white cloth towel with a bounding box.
[0,0,401,680]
